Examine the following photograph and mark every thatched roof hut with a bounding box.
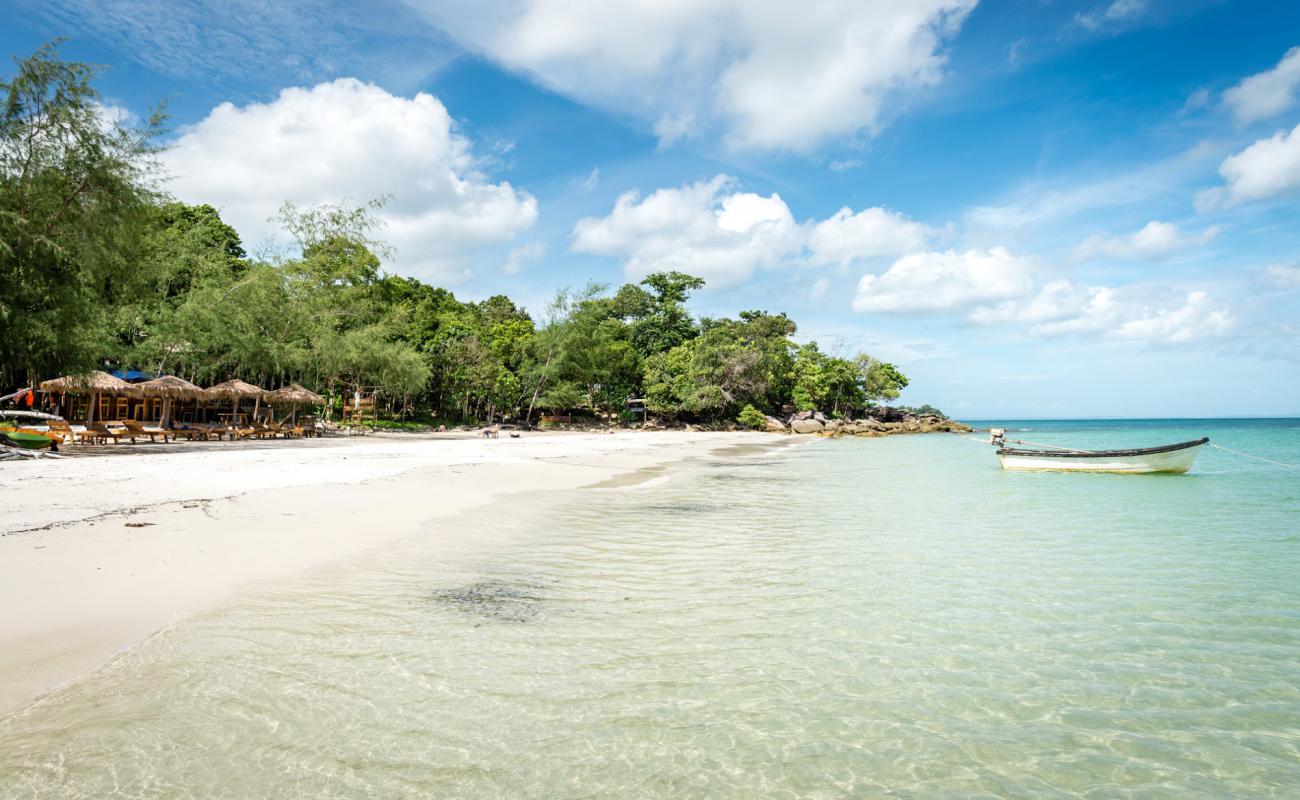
[137,375,210,401]
[40,370,140,396]
[138,375,210,425]
[266,383,324,406]
[206,379,266,400]
[39,370,139,423]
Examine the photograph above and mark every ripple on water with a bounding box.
[1,426,1299,798]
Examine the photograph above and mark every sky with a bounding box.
[5,0,1300,418]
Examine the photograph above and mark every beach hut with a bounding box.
[266,383,324,425]
[206,379,266,425]
[39,371,140,423]
[137,375,210,426]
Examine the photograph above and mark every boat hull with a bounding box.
[997,439,1207,474]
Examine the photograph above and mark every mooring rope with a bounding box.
[1208,443,1298,469]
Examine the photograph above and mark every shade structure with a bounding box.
[266,383,324,406]
[39,370,139,424]
[206,379,266,424]
[137,375,211,425]
[40,370,139,396]
[266,383,324,424]
[205,379,265,401]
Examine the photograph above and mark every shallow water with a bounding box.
[2,421,1299,798]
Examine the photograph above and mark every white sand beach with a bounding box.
[0,431,779,714]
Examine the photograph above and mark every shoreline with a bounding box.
[0,431,790,715]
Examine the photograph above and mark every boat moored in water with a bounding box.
[988,429,1209,474]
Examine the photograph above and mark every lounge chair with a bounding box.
[168,423,207,441]
[80,422,125,444]
[121,419,171,443]
[44,419,78,446]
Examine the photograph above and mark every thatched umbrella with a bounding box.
[206,379,266,423]
[39,370,139,423]
[137,375,210,426]
[266,383,324,424]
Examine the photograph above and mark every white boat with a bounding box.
[988,429,1208,474]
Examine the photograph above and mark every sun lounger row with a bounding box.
[39,417,318,446]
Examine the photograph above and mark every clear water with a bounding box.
[2,420,1298,798]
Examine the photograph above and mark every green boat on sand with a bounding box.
[0,429,55,449]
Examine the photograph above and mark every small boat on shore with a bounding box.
[989,429,1208,474]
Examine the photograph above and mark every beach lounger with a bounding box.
[43,419,77,445]
[168,424,206,441]
[80,422,125,444]
[121,419,171,443]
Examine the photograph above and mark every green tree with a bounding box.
[0,41,164,388]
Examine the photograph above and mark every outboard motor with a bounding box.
[988,427,1006,447]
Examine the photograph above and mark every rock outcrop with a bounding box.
[790,418,824,434]
[781,408,972,437]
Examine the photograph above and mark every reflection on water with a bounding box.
[2,423,1299,798]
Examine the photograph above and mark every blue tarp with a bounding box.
[111,368,156,382]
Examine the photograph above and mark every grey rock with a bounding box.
[790,419,824,434]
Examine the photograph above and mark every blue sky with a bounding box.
[6,0,1300,417]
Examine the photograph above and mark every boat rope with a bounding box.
[1208,443,1298,469]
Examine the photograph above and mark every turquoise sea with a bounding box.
[2,419,1298,798]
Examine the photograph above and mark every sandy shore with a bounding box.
[0,431,783,714]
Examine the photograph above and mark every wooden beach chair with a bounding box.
[121,419,171,443]
[44,419,76,446]
[80,422,125,444]
[167,423,206,441]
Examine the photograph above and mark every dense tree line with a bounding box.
[1,44,910,426]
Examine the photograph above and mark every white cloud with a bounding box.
[405,0,976,151]
[1262,264,1300,289]
[970,281,1234,344]
[1223,46,1300,125]
[852,247,1035,313]
[1074,0,1146,31]
[1074,220,1219,261]
[164,79,537,283]
[571,175,798,287]
[574,167,600,192]
[808,207,932,267]
[571,175,932,287]
[503,242,546,275]
[1196,122,1300,210]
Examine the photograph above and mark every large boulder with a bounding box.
[764,415,789,433]
[822,419,843,433]
[790,418,824,434]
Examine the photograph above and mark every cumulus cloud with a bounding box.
[1196,122,1300,210]
[972,283,1233,344]
[571,175,931,287]
[571,176,798,287]
[1223,46,1300,125]
[1074,220,1219,261]
[404,0,976,151]
[849,247,1234,345]
[852,247,1035,313]
[808,207,931,267]
[164,79,537,283]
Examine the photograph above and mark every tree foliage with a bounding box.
[1,44,927,426]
